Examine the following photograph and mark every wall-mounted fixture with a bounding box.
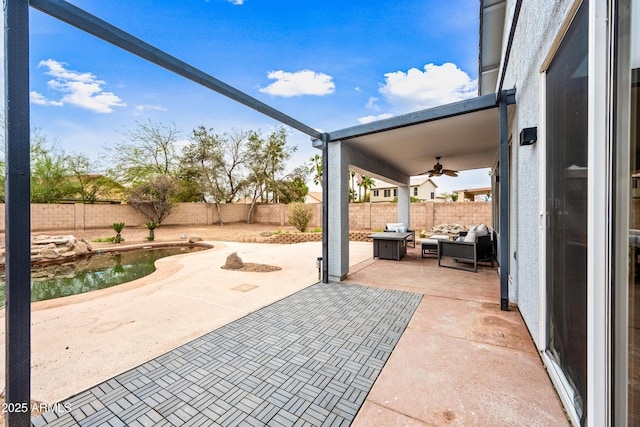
[519,127,537,146]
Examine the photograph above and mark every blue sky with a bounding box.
[4,0,488,194]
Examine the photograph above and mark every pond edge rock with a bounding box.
[0,235,93,266]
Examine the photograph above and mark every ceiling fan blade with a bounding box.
[443,170,459,177]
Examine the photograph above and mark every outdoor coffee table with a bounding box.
[421,234,450,258]
[367,232,412,261]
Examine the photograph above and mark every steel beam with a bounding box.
[5,0,33,425]
[28,0,323,141]
[328,94,497,141]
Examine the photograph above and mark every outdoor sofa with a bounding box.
[384,222,416,248]
[437,224,495,272]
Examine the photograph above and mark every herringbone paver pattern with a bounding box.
[32,282,421,426]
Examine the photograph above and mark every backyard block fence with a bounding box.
[0,202,491,233]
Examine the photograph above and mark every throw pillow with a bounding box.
[464,231,477,243]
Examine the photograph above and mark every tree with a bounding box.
[360,176,375,203]
[244,131,270,223]
[67,153,124,203]
[127,174,178,224]
[349,171,356,203]
[308,154,323,189]
[179,126,233,225]
[278,166,310,204]
[441,192,459,202]
[263,127,296,203]
[105,119,180,185]
[218,128,250,202]
[30,130,76,203]
[174,168,206,202]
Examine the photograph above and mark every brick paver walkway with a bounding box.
[32,282,422,427]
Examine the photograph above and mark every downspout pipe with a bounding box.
[496,0,523,98]
[499,88,516,311]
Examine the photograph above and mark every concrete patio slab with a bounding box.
[356,329,564,426]
[346,245,569,426]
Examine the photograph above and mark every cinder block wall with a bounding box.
[252,204,322,228]
[0,201,490,232]
[432,202,492,229]
[83,204,147,229]
[30,204,76,230]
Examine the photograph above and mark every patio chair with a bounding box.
[437,227,495,272]
[384,222,416,248]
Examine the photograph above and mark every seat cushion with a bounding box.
[386,223,406,232]
[429,234,449,241]
[464,231,477,242]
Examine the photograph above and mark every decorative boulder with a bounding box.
[223,252,244,270]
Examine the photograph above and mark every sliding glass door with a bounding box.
[545,2,588,424]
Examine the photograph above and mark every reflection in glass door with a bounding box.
[627,0,639,423]
[545,2,588,424]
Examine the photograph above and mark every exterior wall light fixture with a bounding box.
[519,127,537,146]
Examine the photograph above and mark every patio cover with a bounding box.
[323,94,500,177]
[316,90,514,315]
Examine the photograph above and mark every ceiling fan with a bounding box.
[423,156,458,177]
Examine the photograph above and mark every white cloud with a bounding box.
[30,91,63,107]
[259,70,335,97]
[379,62,477,112]
[33,59,126,113]
[133,104,168,116]
[227,0,244,4]
[358,113,394,124]
[365,96,380,111]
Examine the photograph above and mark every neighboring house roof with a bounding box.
[305,192,323,203]
[372,176,438,189]
[454,187,492,194]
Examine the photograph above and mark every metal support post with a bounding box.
[5,0,33,424]
[321,133,329,283]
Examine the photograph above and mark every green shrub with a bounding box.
[288,203,314,232]
[91,236,124,243]
[145,221,158,241]
[110,222,125,243]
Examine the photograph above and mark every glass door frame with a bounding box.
[538,0,614,425]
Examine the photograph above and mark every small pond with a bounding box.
[0,245,210,306]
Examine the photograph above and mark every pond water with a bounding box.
[0,245,209,306]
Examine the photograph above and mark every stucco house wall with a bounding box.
[499,0,577,346]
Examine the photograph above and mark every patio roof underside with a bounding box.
[325,95,500,182]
